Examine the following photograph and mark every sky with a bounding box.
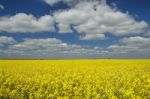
[0,0,150,59]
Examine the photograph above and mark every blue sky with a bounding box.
[0,0,150,59]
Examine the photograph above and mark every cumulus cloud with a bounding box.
[108,36,150,54]
[0,36,149,59]
[80,34,106,40]
[0,37,111,58]
[44,0,60,6]
[120,36,150,44]
[0,4,4,10]
[0,0,148,41]
[54,1,148,40]
[108,44,139,53]
[43,0,104,6]
[11,38,65,50]
[0,36,16,45]
[11,38,97,54]
[0,13,55,33]
[57,23,73,33]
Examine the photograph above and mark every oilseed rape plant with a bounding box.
[0,60,150,99]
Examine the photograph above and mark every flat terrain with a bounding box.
[0,60,150,99]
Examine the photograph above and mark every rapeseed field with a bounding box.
[0,60,150,99]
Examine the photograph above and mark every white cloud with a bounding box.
[10,38,86,54]
[57,23,73,33]
[0,4,4,10]
[0,13,55,33]
[0,0,149,58]
[0,37,110,58]
[121,36,150,44]
[0,36,16,45]
[0,36,149,58]
[54,1,148,40]
[108,36,150,54]
[44,0,60,6]
[0,0,148,40]
[11,38,103,55]
[108,44,138,53]
[81,34,106,40]
[44,0,104,6]
[11,38,64,50]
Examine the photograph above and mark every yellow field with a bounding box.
[0,60,150,99]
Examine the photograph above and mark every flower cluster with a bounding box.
[0,60,150,99]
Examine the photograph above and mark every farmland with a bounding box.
[0,60,150,99]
